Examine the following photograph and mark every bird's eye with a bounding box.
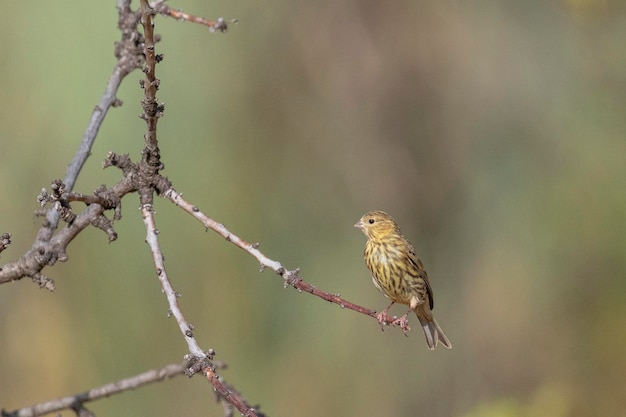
[368,218,375,224]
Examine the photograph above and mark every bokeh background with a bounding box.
[1,1,625,416]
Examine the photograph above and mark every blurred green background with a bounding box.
[1,1,625,416]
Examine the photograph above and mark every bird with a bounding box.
[354,210,451,350]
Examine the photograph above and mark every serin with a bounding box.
[355,210,451,350]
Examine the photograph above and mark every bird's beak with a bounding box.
[354,220,363,230]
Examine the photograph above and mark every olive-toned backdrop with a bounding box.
[1,1,625,416]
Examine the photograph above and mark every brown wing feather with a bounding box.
[404,239,434,311]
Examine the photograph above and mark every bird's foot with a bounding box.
[375,310,410,335]
[375,303,396,331]
[375,310,392,331]
[397,314,411,336]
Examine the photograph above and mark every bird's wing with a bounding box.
[405,241,434,311]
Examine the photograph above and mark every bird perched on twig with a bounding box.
[355,210,451,350]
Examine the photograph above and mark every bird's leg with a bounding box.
[375,302,395,330]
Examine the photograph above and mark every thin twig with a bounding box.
[151,1,231,32]
[37,66,128,242]
[37,4,142,244]
[136,0,207,357]
[163,188,407,329]
[1,362,189,417]
[141,205,206,358]
[0,178,136,287]
[2,0,403,415]
[0,3,144,288]
[135,4,264,414]
[141,202,264,414]
[206,369,266,417]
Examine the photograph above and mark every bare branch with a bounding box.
[141,195,265,414]
[163,188,410,332]
[0,5,143,287]
[0,178,136,286]
[1,362,190,417]
[4,2,268,416]
[151,1,233,32]
[37,4,143,243]
[141,204,206,358]
[206,368,266,417]
[0,1,411,416]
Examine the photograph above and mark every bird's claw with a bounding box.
[375,311,410,335]
[375,310,391,331]
[397,314,411,336]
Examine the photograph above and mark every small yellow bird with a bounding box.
[355,210,451,350]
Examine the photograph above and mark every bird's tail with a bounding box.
[416,312,452,350]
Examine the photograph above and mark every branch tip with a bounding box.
[0,232,11,255]
[32,273,56,292]
[153,3,234,33]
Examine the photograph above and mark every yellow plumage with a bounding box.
[355,210,451,350]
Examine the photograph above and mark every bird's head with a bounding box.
[354,210,401,241]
